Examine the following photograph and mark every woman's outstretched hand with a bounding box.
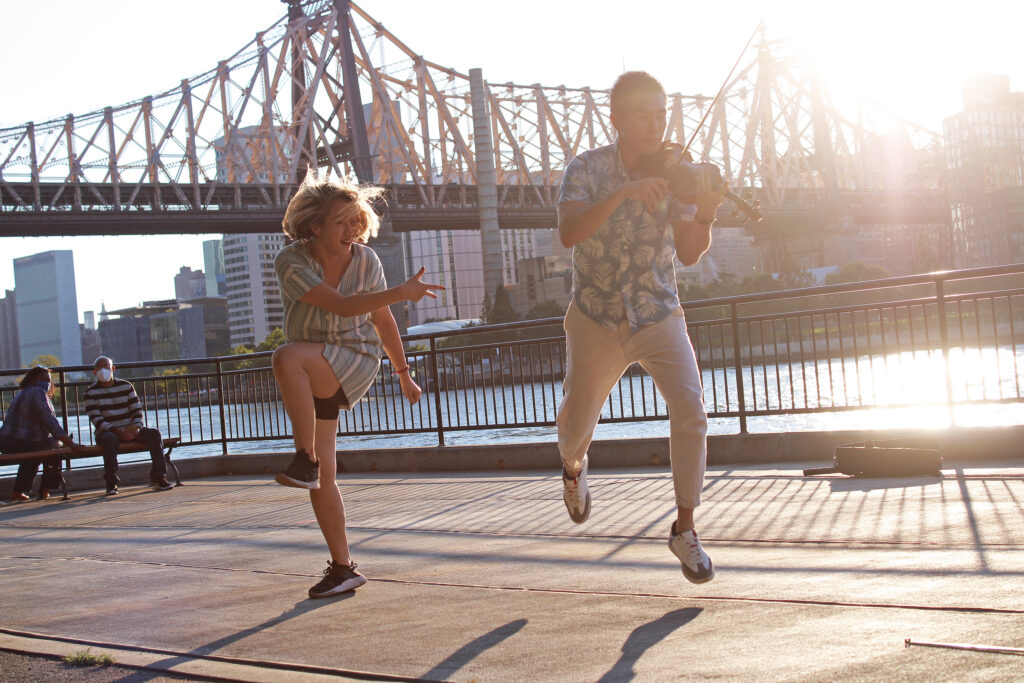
[399,373,422,405]
[401,267,444,302]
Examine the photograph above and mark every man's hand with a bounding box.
[116,425,140,442]
[617,177,669,213]
[400,267,445,303]
[399,373,422,405]
[62,436,88,453]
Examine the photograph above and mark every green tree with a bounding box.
[26,354,60,369]
[221,343,257,370]
[479,290,492,325]
[256,328,287,352]
[157,366,189,393]
[776,257,815,290]
[825,261,892,285]
[523,300,566,320]
[485,284,519,325]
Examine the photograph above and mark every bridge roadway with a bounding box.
[0,182,948,237]
[0,459,1021,680]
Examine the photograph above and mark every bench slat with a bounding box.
[0,438,181,465]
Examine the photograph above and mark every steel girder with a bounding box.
[0,1,944,224]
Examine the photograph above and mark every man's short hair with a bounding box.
[93,355,112,369]
[610,71,666,115]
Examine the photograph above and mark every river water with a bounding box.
[4,343,1024,476]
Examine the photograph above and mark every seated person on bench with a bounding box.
[1,366,84,502]
[84,356,172,495]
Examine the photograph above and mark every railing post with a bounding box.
[730,302,748,434]
[57,368,71,471]
[429,337,445,447]
[57,368,70,434]
[936,278,956,426]
[216,358,228,456]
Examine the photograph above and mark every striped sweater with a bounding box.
[84,378,144,433]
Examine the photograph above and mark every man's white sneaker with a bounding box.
[668,522,714,583]
[562,457,591,524]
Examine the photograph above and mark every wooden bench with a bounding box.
[0,437,182,500]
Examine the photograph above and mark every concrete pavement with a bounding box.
[1,463,1023,681]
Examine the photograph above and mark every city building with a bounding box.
[174,266,207,301]
[0,289,19,370]
[222,233,286,347]
[13,250,82,368]
[79,315,101,366]
[203,239,226,297]
[214,126,291,184]
[98,313,152,364]
[178,297,230,358]
[678,226,765,284]
[944,73,1024,267]
[99,297,229,362]
[404,228,550,325]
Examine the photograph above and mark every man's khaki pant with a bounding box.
[556,302,708,509]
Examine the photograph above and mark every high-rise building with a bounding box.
[98,310,153,364]
[83,310,96,331]
[99,297,229,362]
[174,266,207,301]
[203,239,226,297]
[0,289,19,370]
[80,323,102,366]
[404,228,546,325]
[13,250,82,367]
[222,233,286,347]
[944,73,1024,267]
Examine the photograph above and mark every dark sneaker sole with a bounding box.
[309,575,367,599]
[151,483,174,491]
[275,472,320,490]
[564,490,591,524]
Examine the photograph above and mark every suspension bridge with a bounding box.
[0,0,947,258]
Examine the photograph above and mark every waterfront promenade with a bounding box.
[1,460,1023,681]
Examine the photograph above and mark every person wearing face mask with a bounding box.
[83,356,172,495]
[272,172,443,598]
[1,365,84,501]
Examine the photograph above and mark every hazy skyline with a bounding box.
[2,0,1022,321]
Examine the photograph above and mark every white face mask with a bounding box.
[96,367,113,382]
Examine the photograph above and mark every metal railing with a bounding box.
[4,263,1024,455]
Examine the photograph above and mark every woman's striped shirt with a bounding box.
[275,241,387,408]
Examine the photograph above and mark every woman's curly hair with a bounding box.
[281,172,386,243]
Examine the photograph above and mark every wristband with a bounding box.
[392,365,410,376]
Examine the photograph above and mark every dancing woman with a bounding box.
[272,174,442,598]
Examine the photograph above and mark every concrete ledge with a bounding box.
[3,425,1023,498]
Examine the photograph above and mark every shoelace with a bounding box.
[326,560,358,576]
[683,536,706,567]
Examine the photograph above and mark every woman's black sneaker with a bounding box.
[308,560,366,598]
[275,449,320,489]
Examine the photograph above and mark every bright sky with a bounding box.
[1,0,1020,321]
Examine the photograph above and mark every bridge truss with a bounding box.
[0,0,946,237]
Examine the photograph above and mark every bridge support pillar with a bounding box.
[371,220,409,334]
[469,68,504,308]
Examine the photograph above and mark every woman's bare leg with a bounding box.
[272,342,341,458]
[308,418,351,565]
